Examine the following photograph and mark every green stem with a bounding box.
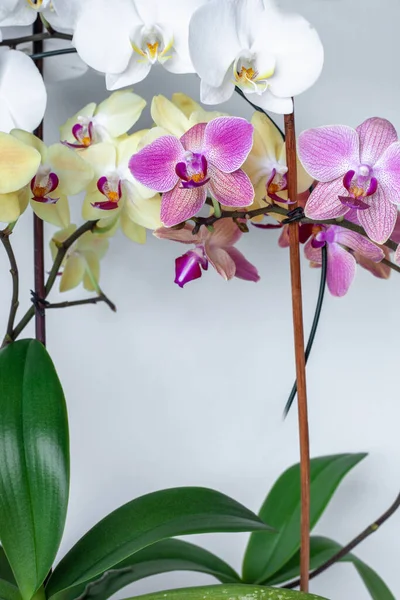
[0,227,19,348]
[31,586,46,600]
[46,295,116,312]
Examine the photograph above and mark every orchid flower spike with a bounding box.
[189,0,323,114]
[0,48,46,134]
[299,117,400,244]
[50,225,109,293]
[129,116,254,227]
[305,224,384,297]
[60,89,146,149]
[155,219,260,287]
[73,0,207,90]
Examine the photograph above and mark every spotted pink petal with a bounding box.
[207,218,242,248]
[154,223,202,244]
[305,178,349,220]
[208,166,254,207]
[357,188,398,244]
[204,117,253,173]
[180,123,207,153]
[326,242,356,297]
[161,184,207,227]
[278,225,290,248]
[206,246,236,280]
[225,247,260,282]
[356,247,391,280]
[391,212,400,243]
[304,237,322,264]
[333,227,384,262]
[356,117,398,166]
[298,125,359,182]
[374,142,400,204]
[129,136,184,192]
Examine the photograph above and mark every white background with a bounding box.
[1,0,399,599]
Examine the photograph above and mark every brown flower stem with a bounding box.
[12,221,98,342]
[284,107,310,593]
[0,31,72,47]
[0,227,19,348]
[33,17,46,345]
[284,491,400,589]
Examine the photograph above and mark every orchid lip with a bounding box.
[174,247,208,288]
[91,201,119,211]
[32,196,59,204]
[339,195,370,210]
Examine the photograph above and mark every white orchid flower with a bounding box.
[73,0,207,90]
[189,0,324,114]
[0,48,46,133]
[0,0,79,32]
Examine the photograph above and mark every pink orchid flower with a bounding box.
[304,224,384,296]
[298,117,400,244]
[154,219,260,287]
[129,116,254,227]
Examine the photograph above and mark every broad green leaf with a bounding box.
[122,584,327,600]
[242,453,367,583]
[0,579,22,600]
[265,537,395,600]
[47,487,272,598]
[0,340,70,600]
[0,548,16,584]
[49,539,240,600]
[122,584,328,600]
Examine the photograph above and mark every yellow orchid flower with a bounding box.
[80,132,162,244]
[11,129,94,228]
[59,89,146,148]
[0,132,41,222]
[242,112,313,221]
[150,93,226,137]
[50,224,109,293]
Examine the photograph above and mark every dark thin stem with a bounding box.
[283,245,327,418]
[30,47,77,60]
[0,31,72,46]
[0,228,19,348]
[284,492,400,589]
[234,86,285,138]
[381,257,400,274]
[12,221,98,341]
[46,294,116,312]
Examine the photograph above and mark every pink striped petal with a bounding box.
[356,246,391,279]
[129,136,183,192]
[391,212,400,243]
[204,117,253,173]
[206,246,236,280]
[326,243,356,297]
[298,125,359,182]
[374,142,400,204]
[334,227,384,262]
[207,218,242,248]
[225,247,260,282]
[208,166,254,207]
[180,123,207,153]
[154,223,202,244]
[304,237,322,264]
[357,117,398,165]
[305,179,349,220]
[161,184,207,227]
[395,244,400,265]
[357,188,398,244]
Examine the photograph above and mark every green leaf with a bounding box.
[242,453,367,583]
[49,539,241,600]
[0,340,70,600]
[0,579,23,600]
[264,537,395,600]
[47,487,271,599]
[120,584,328,600]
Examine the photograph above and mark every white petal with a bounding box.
[0,49,46,133]
[189,0,241,87]
[73,0,136,74]
[246,89,293,114]
[200,74,235,105]
[0,0,19,23]
[0,2,35,26]
[106,56,151,91]
[47,0,81,32]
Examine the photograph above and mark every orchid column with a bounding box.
[189,0,324,592]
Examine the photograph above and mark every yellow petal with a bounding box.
[59,102,96,143]
[120,212,147,243]
[60,254,85,292]
[0,133,41,194]
[81,251,100,291]
[277,143,313,193]
[0,192,23,222]
[78,231,109,259]
[124,192,162,230]
[11,129,47,162]
[50,224,77,261]
[18,187,30,214]
[30,194,70,228]
[188,109,227,127]
[137,126,171,150]
[47,143,94,195]
[242,128,269,185]
[151,95,190,137]
[117,130,149,166]
[251,111,284,160]
[79,142,117,177]
[171,93,202,118]
[96,90,146,138]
